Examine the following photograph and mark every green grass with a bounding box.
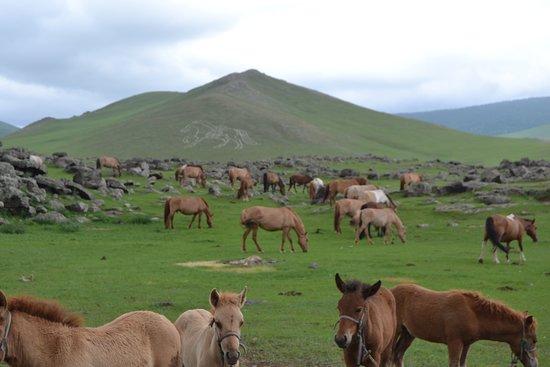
[0,120,19,138]
[0,160,549,366]
[4,70,549,164]
[501,123,550,141]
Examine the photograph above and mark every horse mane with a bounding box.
[462,291,523,322]
[8,295,84,327]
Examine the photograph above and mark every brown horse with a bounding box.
[288,174,313,193]
[333,199,366,234]
[399,173,423,190]
[263,172,285,195]
[355,208,406,245]
[237,175,256,201]
[240,206,308,253]
[175,164,206,187]
[174,288,247,367]
[0,291,182,367]
[391,284,538,367]
[324,178,368,206]
[228,167,250,187]
[479,214,538,264]
[344,185,378,199]
[334,274,397,367]
[96,155,121,176]
[352,189,397,209]
[164,196,213,229]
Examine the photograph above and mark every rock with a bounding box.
[109,188,125,200]
[0,216,9,225]
[35,176,71,195]
[65,202,89,213]
[208,185,222,197]
[510,165,529,178]
[404,182,432,197]
[106,178,128,193]
[33,211,67,224]
[73,167,106,189]
[461,181,487,191]
[148,172,163,180]
[227,256,264,267]
[160,185,178,193]
[366,171,379,180]
[476,193,511,205]
[0,154,47,176]
[435,203,476,213]
[35,205,48,214]
[339,168,359,177]
[417,223,430,228]
[0,162,16,176]
[447,221,459,227]
[268,193,288,206]
[63,180,94,200]
[75,216,91,224]
[1,187,35,217]
[308,262,319,269]
[480,169,503,183]
[49,199,65,211]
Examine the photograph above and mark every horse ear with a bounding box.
[239,287,248,308]
[335,273,346,293]
[525,315,534,326]
[362,280,382,299]
[210,289,221,308]
[0,291,7,309]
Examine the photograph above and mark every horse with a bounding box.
[355,208,406,245]
[333,199,366,234]
[479,214,538,264]
[237,176,256,201]
[391,284,538,367]
[400,173,423,190]
[324,178,368,206]
[228,167,250,187]
[0,291,182,367]
[96,155,121,176]
[263,172,285,195]
[175,164,206,187]
[240,206,308,253]
[164,196,213,229]
[352,189,397,209]
[174,288,247,367]
[308,178,325,202]
[334,274,397,367]
[344,185,378,200]
[288,174,313,193]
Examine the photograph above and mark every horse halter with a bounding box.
[337,308,377,367]
[0,311,12,363]
[211,319,246,366]
[510,328,537,367]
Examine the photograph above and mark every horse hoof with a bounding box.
[478,258,484,264]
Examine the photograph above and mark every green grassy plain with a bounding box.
[0,161,548,366]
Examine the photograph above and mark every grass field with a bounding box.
[502,123,550,141]
[0,161,548,366]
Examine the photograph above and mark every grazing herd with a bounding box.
[0,157,541,367]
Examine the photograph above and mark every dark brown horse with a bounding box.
[263,172,285,195]
[96,156,121,176]
[392,284,538,367]
[479,214,538,264]
[324,178,368,206]
[288,174,313,193]
[164,196,213,229]
[334,274,396,367]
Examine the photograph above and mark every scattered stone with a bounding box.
[404,182,432,197]
[66,202,89,213]
[33,211,68,224]
[19,274,34,283]
[154,301,174,308]
[417,223,430,228]
[308,262,319,269]
[339,168,359,177]
[278,290,302,296]
[208,185,222,197]
[447,221,459,227]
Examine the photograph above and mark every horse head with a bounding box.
[523,219,538,243]
[512,315,538,367]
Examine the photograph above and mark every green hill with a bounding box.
[501,123,550,141]
[0,120,19,138]
[401,97,550,136]
[5,70,549,163]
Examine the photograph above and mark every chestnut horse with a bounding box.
[354,208,406,245]
[96,155,121,176]
[263,172,285,195]
[333,199,365,234]
[288,174,313,193]
[175,164,206,187]
[334,274,396,367]
[399,173,422,190]
[324,178,368,206]
[228,167,250,187]
[0,291,182,367]
[237,176,255,201]
[164,196,213,229]
[174,288,247,367]
[240,206,308,253]
[391,284,538,367]
[479,214,538,264]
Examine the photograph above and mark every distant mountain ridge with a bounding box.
[4,70,549,164]
[0,120,19,138]
[401,97,550,136]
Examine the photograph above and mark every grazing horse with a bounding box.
[308,178,325,202]
[354,208,406,245]
[164,196,213,229]
[399,173,423,190]
[353,189,397,209]
[333,199,366,234]
[391,284,538,367]
[263,172,285,195]
[174,288,247,367]
[240,206,309,253]
[228,167,250,187]
[288,174,313,193]
[344,185,378,199]
[0,291,182,367]
[96,155,121,176]
[324,178,368,206]
[479,214,538,264]
[237,176,255,201]
[175,164,206,187]
[334,274,396,367]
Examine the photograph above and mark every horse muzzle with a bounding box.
[225,350,240,366]
[334,334,350,349]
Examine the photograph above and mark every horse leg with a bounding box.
[518,238,526,263]
[280,229,287,253]
[242,228,251,252]
[252,227,263,253]
[478,236,488,263]
[505,241,511,264]
[365,350,382,367]
[355,223,367,245]
[188,214,197,229]
[383,224,391,245]
[459,343,470,367]
[447,339,463,367]
[394,326,415,367]
[197,212,202,229]
[492,246,500,264]
[288,229,296,252]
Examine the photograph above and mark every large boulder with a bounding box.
[1,154,47,176]
[480,169,503,183]
[73,167,106,189]
[476,192,511,205]
[339,168,359,178]
[65,202,89,213]
[404,182,432,197]
[62,180,95,200]
[34,211,67,224]
[106,178,128,193]
[35,176,72,195]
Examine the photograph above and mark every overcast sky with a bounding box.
[1,0,550,127]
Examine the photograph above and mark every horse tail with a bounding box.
[96,158,101,169]
[164,199,171,229]
[174,169,179,181]
[333,202,341,233]
[262,172,268,193]
[485,217,509,254]
[200,198,212,216]
[386,192,398,209]
[323,183,330,203]
[400,177,405,191]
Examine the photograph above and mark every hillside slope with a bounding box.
[401,97,550,136]
[0,120,19,138]
[501,123,550,141]
[5,70,549,163]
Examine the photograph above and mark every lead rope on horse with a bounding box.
[509,323,536,367]
[0,311,12,363]
[338,309,377,367]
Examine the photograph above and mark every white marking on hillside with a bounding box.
[180,121,258,150]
